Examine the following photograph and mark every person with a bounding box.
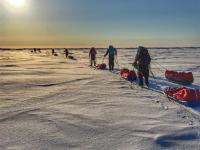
[89,47,97,67]
[64,49,69,58]
[37,49,41,53]
[52,49,55,55]
[104,45,117,71]
[133,46,151,87]
[33,48,37,53]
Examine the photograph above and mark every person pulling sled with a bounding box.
[89,47,97,67]
[64,49,69,58]
[133,46,151,87]
[104,45,117,71]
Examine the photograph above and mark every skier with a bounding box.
[133,46,151,87]
[52,49,55,55]
[33,48,37,53]
[104,45,117,71]
[37,49,41,53]
[89,47,97,67]
[64,49,69,58]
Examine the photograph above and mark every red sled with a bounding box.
[165,70,194,85]
[96,63,107,70]
[120,68,137,82]
[164,87,200,107]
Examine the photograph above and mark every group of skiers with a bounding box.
[33,46,151,87]
[89,46,151,87]
[51,48,76,60]
[89,45,117,70]
[31,48,41,53]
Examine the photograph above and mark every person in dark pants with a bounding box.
[133,46,151,87]
[37,49,41,53]
[64,49,69,58]
[104,45,117,71]
[89,47,97,67]
[52,49,55,55]
[33,48,37,53]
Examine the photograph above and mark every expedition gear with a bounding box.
[96,63,107,70]
[165,70,194,85]
[120,68,137,82]
[164,87,200,106]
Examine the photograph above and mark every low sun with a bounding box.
[8,0,26,7]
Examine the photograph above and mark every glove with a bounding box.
[133,62,138,69]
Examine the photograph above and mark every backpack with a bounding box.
[90,48,97,55]
[137,47,151,65]
[108,47,116,56]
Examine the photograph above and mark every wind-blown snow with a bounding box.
[0,48,200,150]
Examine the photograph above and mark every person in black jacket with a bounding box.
[89,47,97,67]
[64,49,69,58]
[52,49,55,55]
[133,46,151,87]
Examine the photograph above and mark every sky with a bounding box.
[0,0,200,48]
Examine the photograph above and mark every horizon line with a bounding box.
[1,46,200,50]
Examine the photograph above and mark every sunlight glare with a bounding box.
[8,0,26,7]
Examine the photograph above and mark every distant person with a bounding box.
[104,45,117,71]
[89,47,97,67]
[64,49,69,58]
[52,49,55,55]
[37,49,41,53]
[133,46,151,87]
[33,48,37,53]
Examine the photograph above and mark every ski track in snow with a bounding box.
[0,49,200,150]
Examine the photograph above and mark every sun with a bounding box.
[8,0,26,7]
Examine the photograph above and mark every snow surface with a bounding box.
[0,48,200,150]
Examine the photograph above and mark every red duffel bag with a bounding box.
[165,70,194,85]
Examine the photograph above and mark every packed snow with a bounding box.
[0,48,200,150]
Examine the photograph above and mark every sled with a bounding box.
[96,63,107,70]
[165,70,194,85]
[120,68,137,82]
[164,87,200,107]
